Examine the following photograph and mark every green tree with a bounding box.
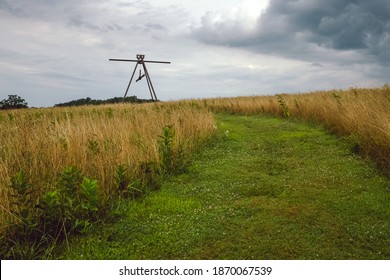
[0,95,28,109]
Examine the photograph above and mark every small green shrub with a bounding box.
[87,139,100,154]
[114,164,144,198]
[276,94,291,118]
[114,164,128,193]
[4,171,52,259]
[57,166,82,192]
[80,177,99,218]
[8,170,39,239]
[140,161,161,191]
[39,167,100,237]
[2,166,103,259]
[332,92,342,100]
[158,125,188,175]
[159,125,176,173]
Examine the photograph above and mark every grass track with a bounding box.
[59,114,390,259]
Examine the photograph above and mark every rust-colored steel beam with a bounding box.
[109,59,171,64]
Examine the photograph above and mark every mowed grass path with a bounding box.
[60,114,390,259]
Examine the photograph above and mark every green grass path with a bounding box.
[60,114,390,259]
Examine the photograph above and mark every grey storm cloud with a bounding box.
[1,0,389,107]
[0,0,25,16]
[193,0,390,64]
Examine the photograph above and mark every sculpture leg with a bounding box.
[142,63,158,101]
[123,63,139,101]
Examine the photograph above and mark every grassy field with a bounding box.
[58,114,390,259]
[0,102,215,258]
[1,86,389,259]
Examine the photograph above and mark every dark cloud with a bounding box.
[0,0,108,24]
[67,15,123,32]
[68,15,103,31]
[193,0,390,64]
[311,62,324,67]
[0,0,25,16]
[1,0,388,107]
[312,1,390,51]
[118,1,153,10]
[144,23,166,31]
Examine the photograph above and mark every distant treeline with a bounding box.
[54,96,156,107]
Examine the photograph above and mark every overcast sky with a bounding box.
[1,0,389,107]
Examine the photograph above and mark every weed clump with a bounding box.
[1,167,102,259]
[158,125,189,175]
[276,94,291,118]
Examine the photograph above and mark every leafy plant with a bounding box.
[140,161,161,191]
[276,94,291,118]
[332,92,342,100]
[4,171,53,259]
[39,167,101,236]
[7,112,15,121]
[80,177,99,217]
[158,125,188,175]
[57,166,82,194]
[332,92,342,104]
[8,171,39,237]
[114,164,128,193]
[159,125,176,173]
[105,108,114,118]
[87,139,100,154]
[1,166,104,259]
[114,164,143,198]
[39,167,83,238]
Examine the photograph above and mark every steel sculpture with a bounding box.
[109,54,171,102]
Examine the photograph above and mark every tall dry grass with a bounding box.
[0,102,216,235]
[1,86,388,245]
[198,86,390,172]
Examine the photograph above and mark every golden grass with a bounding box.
[1,86,389,239]
[197,85,390,171]
[0,102,216,233]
